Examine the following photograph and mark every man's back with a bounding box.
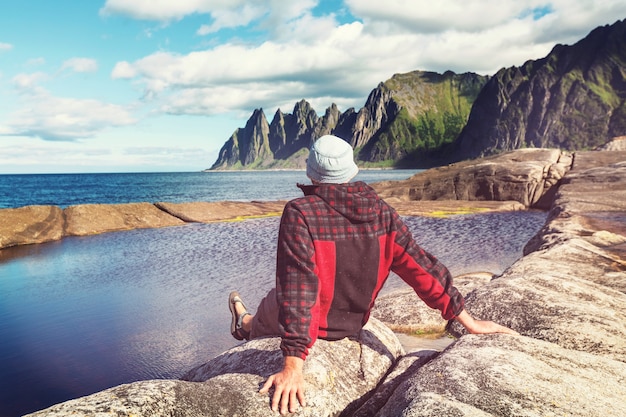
[276,181,464,358]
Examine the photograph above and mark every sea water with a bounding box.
[0,170,421,208]
[0,171,547,416]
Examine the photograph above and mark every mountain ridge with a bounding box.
[209,70,487,170]
[209,19,626,170]
[451,19,626,161]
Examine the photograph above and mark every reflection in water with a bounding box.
[0,210,547,416]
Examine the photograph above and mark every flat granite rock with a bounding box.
[155,201,287,223]
[64,202,186,236]
[447,240,626,362]
[0,205,64,248]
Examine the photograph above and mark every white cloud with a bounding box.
[196,4,265,34]
[112,61,138,79]
[61,58,98,73]
[347,0,626,46]
[345,0,552,33]
[99,0,244,21]
[0,42,12,51]
[1,89,136,141]
[111,21,376,116]
[102,0,321,39]
[12,72,49,91]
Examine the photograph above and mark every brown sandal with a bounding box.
[229,291,251,340]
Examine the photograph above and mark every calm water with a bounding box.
[0,171,548,417]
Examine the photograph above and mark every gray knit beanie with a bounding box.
[306,135,359,184]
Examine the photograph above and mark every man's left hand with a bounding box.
[455,309,519,335]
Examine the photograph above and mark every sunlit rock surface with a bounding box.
[372,148,572,209]
[64,202,186,236]
[0,205,64,248]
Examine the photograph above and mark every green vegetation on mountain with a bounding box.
[453,19,626,160]
[355,71,487,166]
[209,19,626,170]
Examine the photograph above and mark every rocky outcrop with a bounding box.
[211,100,335,170]
[596,135,626,151]
[26,318,403,417]
[0,205,64,248]
[0,201,288,249]
[268,100,322,161]
[155,201,287,223]
[373,148,572,209]
[357,71,487,166]
[64,203,186,236]
[524,150,626,256]
[210,109,274,169]
[370,149,626,416]
[360,335,626,417]
[452,19,626,161]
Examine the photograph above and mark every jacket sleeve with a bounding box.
[389,210,465,320]
[275,202,320,360]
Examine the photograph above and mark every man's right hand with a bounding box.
[259,356,306,415]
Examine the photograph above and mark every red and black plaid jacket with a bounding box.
[276,181,464,359]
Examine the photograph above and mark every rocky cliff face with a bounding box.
[452,19,626,161]
[211,100,339,170]
[210,108,273,169]
[209,71,488,170]
[360,71,486,166]
[210,20,626,170]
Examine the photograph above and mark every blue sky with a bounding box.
[1,1,624,174]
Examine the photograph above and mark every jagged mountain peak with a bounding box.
[452,18,626,161]
[209,20,626,170]
[209,70,488,170]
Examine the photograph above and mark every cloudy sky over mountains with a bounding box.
[1,0,624,173]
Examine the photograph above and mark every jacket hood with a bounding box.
[297,181,382,223]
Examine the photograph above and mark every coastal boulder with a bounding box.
[524,151,626,254]
[360,334,626,417]
[447,151,626,361]
[0,205,64,249]
[63,203,186,236]
[25,318,404,417]
[372,148,572,209]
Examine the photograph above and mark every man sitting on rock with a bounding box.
[229,134,518,415]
